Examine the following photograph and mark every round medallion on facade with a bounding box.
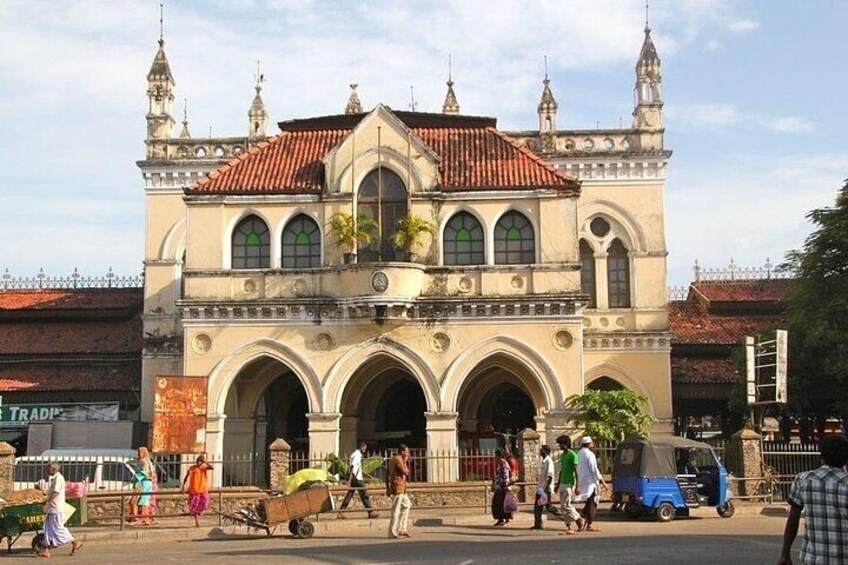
[553,330,574,351]
[293,278,307,296]
[615,317,625,327]
[192,333,212,355]
[431,332,451,353]
[232,146,244,156]
[214,146,225,157]
[582,138,595,151]
[603,138,614,151]
[243,279,257,294]
[582,317,592,328]
[590,217,611,237]
[510,275,524,290]
[371,271,389,293]
[599,317,610,328]
[195,146,207,158]
[457,276,472,294]
[564,139,575,150]
[314,333,335,352]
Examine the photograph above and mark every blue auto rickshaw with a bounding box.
[612,436,735,522]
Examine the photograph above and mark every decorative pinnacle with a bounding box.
[409,86,417,112]
[159,2,164,46]
[448,54,453,84]
[254,60,265,94]
[544,55,549,82]
[645,0,650,32]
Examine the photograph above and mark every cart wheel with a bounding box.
[31,533,45,552]
[717,501,735,518]
[656,502,676,522]
[288,519,300,535]
[296,520,315,539]
[624,503,643,518]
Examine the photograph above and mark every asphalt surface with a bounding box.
[4,511,790,564]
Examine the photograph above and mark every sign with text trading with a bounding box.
[0,402,119,427]
[152,375,208,453]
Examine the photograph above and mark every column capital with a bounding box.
[424,411,459,422]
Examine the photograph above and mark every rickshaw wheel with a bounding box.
[31,533,45,552]
[656,502,676,522]
[288,519,300,535]
[625,503,643,518]
[296,520,315,539]
[717,501,735,518]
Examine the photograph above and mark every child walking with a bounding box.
[182,455,213,527]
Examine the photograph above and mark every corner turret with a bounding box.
[146,38,176,141]
[248,65,269,139]
[538,57,558,133]
[631,25,664,138]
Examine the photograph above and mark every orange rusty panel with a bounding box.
[151,375,208,454]
[260,486,333,525]
[260,496,292,525]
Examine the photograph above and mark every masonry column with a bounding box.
[0,442,15,493]
[425,412,458,483]
[268,438,291,492]
[518,428,540,502]
[726,427,763,497]
[542,410,570,446]
[205,413,226,488]
[338,416,359,457]
[308,413,341,459]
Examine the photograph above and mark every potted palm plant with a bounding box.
[328,212,377,264]
[391,214,435,263]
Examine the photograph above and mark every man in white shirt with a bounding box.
[531,444,556,530]
[38,463,82,557]
[338,442,379,519]
[576,436,606,532]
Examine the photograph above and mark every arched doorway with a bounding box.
[223,356,309,486]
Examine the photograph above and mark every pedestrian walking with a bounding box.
[338,442,379,519]
[555,435,584,534]
[38,463,83,558]
[491,449,514,526]
[778,433,848,565]
[387,444,412,539]
[531,444,555,530]
[576,436,606,532]
[182,455,213,527]
[129,446,156,525]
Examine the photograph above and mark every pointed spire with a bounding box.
[179,98,191,139]
[248,61,269,139]
[442,55,460,115]
[538,55,558,132]
[409,86,418,112]
[345,84,363,114]
[638,2,660,68]
[148,3,173,81]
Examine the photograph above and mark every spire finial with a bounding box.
[254,60,265,94]
[183,97,187,123]
[159,2,164,46]
[448,54,453,83]
[544,54,549,82]
[409,86,417,112]
[645,0,650,32]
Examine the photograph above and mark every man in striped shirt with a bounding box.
[778,433,848,564]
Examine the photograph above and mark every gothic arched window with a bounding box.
[282,214,321,268]
[357,168,407,262]
[443,212,484,266]
[587,376,626,392]
[232,214,270,269]
[580,239,597,308]
[607,238,631,308]
[494,211,535,265]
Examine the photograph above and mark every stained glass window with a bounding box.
[494,211,535,265]
[232,214,270,269]
[444,212,484,265]
[357,168,407,262]
[282,214,321,268]
[607,238,631,308]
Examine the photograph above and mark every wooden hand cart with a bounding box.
[0,502,46,552]
[221,485,334,539]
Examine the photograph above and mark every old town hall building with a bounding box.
[139,24,672,480]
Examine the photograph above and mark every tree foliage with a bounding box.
[781,181,848,432]
[565,389,656,442]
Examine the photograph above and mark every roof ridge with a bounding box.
[487,127,580,190]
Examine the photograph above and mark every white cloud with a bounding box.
[667,103,815,134]
[762,116,816,134]
[727,19,761,34]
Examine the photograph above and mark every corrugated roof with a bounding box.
[190,114,579,195]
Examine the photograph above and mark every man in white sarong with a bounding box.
[576,436,606,532]
[39,463,83,558]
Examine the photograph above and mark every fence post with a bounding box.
[268,438,291,492]
[0,442,15,494]
[726,427,763,497]
[517,428,540,503]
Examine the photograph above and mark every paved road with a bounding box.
[5,512,790,564]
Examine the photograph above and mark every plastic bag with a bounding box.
[536,492,548,506]
[503,491,518,513]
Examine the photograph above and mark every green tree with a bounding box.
[782,180,848,433]
[565,389,656,442]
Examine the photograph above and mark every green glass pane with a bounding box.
[507,227,521,240]
[457,228,471,241]
[246,232,261,245]
[296,232,310,245]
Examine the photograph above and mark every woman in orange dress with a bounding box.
[182,455,213,527]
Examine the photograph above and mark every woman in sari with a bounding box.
[491,449,514,526]
[129,446,155,526]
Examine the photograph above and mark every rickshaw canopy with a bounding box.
[613,436,718,479]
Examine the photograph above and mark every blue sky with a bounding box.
[1,0,846,286]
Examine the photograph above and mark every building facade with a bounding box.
[138,26,672,480]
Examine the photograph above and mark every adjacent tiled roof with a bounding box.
[690,279,792,304]
[0,361,140,392]
[0,319,142,355]
[0,289,142,312]
[671,358,739,384]
[669,300,785,345]
[189,112,579,195]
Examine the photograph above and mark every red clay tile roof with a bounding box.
[0,318,142,355]
[0,361,140,392]
[189,114,579,195]
[0,289,143,312]
[690,279,792,304]
[672,358,740,384]
[669,300,786,345]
